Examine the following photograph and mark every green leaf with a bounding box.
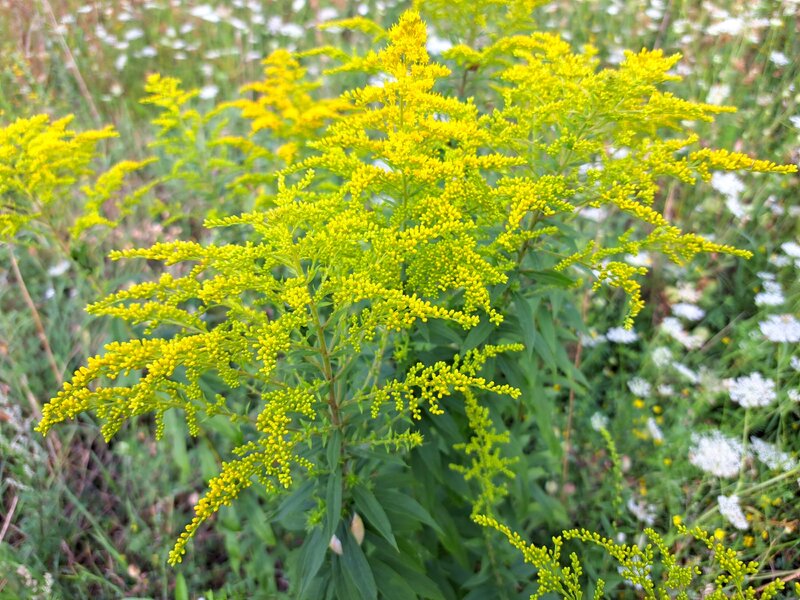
[463,317,494,351]
[341,532,378,600]
[376,490,443,536]
[371,560,419,600]
[297,527,329,599]
[164,411,190,483]
[174,573,188,600]
[325,469,343,541]
[328,429,342,469]
[371,537,445,600]
[528,269,575,288]
[353,485,398,550]
[512,292,537,359]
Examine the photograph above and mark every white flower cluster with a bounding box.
[671,302,706,321]
[750,437,797,471]
[759,314,800,343]
[627,377,652,398]
[626,496,657,526]
[754,280,785,307]
[590,412,609,432]
[717,495,749,530]
[689,430,744,478]
[725,372,777,408]
[651,346,673,368]
[606,327,638,344]
[646,417,664,443]
[661,317,704,349]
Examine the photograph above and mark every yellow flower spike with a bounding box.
[30,6,797,570]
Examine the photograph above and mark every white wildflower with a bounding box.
[189,4,221,22]
[199,84,219,100]
[706,83,730,105]
[706,17,745,36]
[657,384,674,397]
[651,346,672,368]
[628,377,652,398]
[769,254,791,268]
[646,417,664,443]
[626,496,657,526]
[725,372,777,408]
[759,314,800,343]
[579,331,607,347]
[717,495,749,530]
[755,280,784,306]
[675,283,701,303]
[671,302,705,321]
[114,54,128,71]
[47,260,70,277]
[710,171,745,202]
[769,51,790,67]
[590,412,609,432]
[791,356,800,371]
[124,27,145,41]
[781,240,800,258]
[671,362,699,384]
[750,437,797,471]
[689,430,744,478]
[788,389,800,402]
[661,317,704,349]
[606,327,638,344]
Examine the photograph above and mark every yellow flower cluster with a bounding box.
[0,114,116,240]
[371,344,523,420]
[32,7,796,566]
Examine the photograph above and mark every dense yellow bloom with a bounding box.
[32,7,795,566]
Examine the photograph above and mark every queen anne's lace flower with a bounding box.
[626,496,657,526]
[689,430,744,478]
[717,495,748,530]
[671,302,705,321]
[661,317,704,349]
[750,437,797,471]
[590,412,609,432]
[651,346,672,368]
[754,280,784,307]
[627,377,651,397]
[725,372,777,408]
[606,327,638,344]
[759,314,800,343]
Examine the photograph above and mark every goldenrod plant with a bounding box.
[24,4,796,597]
